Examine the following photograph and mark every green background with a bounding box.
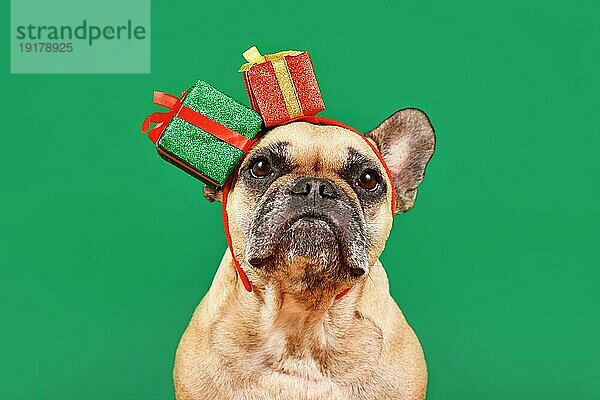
[2,0,598,399]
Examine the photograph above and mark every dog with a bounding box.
[173,108,436,400]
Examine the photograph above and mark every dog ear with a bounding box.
[367,108,435,214]
[203,185,223,202]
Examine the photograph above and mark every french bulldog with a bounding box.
[174,108,436,400]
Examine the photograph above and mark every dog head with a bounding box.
[206,109,435,300]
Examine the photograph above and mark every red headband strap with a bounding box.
[222,116,396,296]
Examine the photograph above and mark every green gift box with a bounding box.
[141,80,263,187]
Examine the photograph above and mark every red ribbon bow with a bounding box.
[141,90,254,151]
[141,91,185,144]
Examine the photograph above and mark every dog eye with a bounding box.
[250,158,273,178]
[357,169,379,191]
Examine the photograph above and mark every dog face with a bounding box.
[206,109,435,299]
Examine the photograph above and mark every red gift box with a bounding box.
[239,46,325,127]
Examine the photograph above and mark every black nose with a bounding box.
[290,177,340,199]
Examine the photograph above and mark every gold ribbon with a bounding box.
[239,46,303,119]
[238,46,302,71]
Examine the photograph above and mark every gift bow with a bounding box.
[141,90,253,151]
[238,46,302,72]
[141,91,185,144]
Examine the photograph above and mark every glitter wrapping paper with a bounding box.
[241,50,325,127]
[154,81,263,187]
